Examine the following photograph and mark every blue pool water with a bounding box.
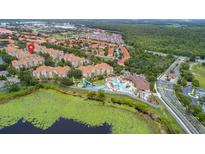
[109,79,133,94]
[86,85,111,92]
[85,79,133,94]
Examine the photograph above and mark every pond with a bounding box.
[0,118,111,134]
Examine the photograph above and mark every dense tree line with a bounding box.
[87,90,106,102]
[178,62,199,87]
[67,69,82,79]
[6,81,20,92]
[124,49,175,90]
[89,23,205,57]
[0,49,15,71]
[60,78,73,86]
[18,69,38,86]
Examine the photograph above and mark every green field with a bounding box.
[191,63,205,88]
[0,89,159,134]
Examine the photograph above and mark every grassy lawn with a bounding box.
[191,63,205,88]
[0,89,158,134]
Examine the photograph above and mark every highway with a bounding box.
[155,56,205,134]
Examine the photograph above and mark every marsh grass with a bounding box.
[0,82,184,134]
[0,89,157,133]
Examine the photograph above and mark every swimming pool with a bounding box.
[108,79,133,94]
[84,78,134,95]
[86,85,111,92]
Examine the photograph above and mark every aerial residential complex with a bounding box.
[6,44,45,69]
[1,19,205,134]
[80,31,124,44]
[0,23,151,102]
[0,21,169,104]
[36,45,86,67]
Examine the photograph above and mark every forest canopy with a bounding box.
[90,23,205,57]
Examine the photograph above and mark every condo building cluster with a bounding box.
[33,66,70,79]
[57,38,129,64]
[36,45,85,67]
[4,43,113,80]
[58,38,117,57]
[1,27,126,80]
[79,38,117,58]
[0,25,154,104]
[79,63,113,78]
[6,44,44,69]
[18,35,46,44]
[80,31,124,44]
[0,28,13,34]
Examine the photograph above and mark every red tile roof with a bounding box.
[108,48,114,56]
[79,63,112,73]
[34,65,70,75]
[124,74,150,91]
[118,46,130,65]
[0,28,13,34]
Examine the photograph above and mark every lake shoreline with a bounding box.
[0,118,111,134]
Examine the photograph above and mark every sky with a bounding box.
[0,0,205,19]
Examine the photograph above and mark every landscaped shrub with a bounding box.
[60,78,74,86]
[87,91,96,100]
[86,90,106,102]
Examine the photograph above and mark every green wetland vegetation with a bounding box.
[0,89,154,133]
[0,83,184,134]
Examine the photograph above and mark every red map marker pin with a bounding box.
[27,43,35,54]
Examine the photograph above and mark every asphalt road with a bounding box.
[155,57,205,134]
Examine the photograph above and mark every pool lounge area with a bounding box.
[77,76,155,103]
[106,78,134,94]
[79,77,135,95]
